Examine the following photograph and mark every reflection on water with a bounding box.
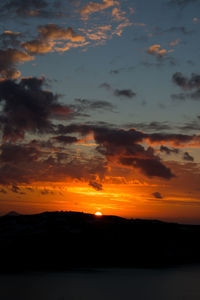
[0,265,200,300]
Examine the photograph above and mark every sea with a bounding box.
[0,265,200,300]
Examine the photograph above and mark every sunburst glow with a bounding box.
[95,212,103,216]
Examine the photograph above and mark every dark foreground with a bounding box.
[1,211,200,271]
[1,266,200,300]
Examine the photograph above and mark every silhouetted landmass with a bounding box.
[0,211,200,272]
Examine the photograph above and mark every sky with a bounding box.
[0,0,200,224]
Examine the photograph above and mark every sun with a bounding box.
[95,211,103,216]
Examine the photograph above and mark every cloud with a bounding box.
[146,132,200,147]
[110,68,123,75]
[178,117,200,131]
[0,30,21,49]
[0,188,7,194]
[154,26,193,36]
[0,77,71,141]
[79,25,112,42]
[124,121,171,131]
[89,180,103,191]
[80,0,118,20]
[40,189,54,195]
[72,98,115,113]
[152,192,163,199]
[99,82,112,90]
[172,72,200,100]
[168,0,198,6]
[56,123,200,177]
[57,124,175,179]
[57,123,200,148]
[0,48,34,80]
[0,0,65,18]
[119,156,174,179]
[114,89,136,99]
[112,7,126,22]
[100,83,136,99]
[52,135,79,144]
[2,119,200,186]
[0,143,40,163]
[193,17,199,23]
[0,142,108,186]
[147,44,167,58]
[171,93,187,101]
[170,39,180,47]
[160,146,179,155]
[22,24,85,55]
[1,0,47,15]
[183,152,194,161]
[172,72,200,90]
[11,185,23,194]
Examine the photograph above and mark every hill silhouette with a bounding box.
[0,211,200,272]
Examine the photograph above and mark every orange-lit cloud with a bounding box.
[170,38,180,47]
[80,0,118,20]
[193,17,199,23]
[22,24,86,55]
[147,44,167,58]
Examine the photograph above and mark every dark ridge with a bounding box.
[0,211,200,272]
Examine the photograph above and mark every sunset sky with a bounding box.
[0,0,200,223]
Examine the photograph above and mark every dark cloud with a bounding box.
[171,93,187,101]
[110,69,122,75]
[172,72,200,90]
[183,152,194,161]
[154,26,193,35]
[0,0,66,18]
[168,0,199,6]
[0,48,34,80]
[69,98,115,117]
[171,92,200,101]
[57,124,200,147]
[124,121,171,131]
[100,83,136,99]
[11,185,23,194]
[160,146,179,155]
[142,56,177,68]
[114,89,136,99]
[0,31,22,49]
[56,123,93,136]
[40,189,54,195]
[0,142,108,185]
[120,156,174,179]
[0,188,7,194]
[172,72,200,100]
[75,99,114,110]
[93,127,144,146]
[0,143,40,163]
[178,119,200,131]
[0,77,71,141]
[58,124,174,179]
[89,181,103,191]
[99,82,112,90]
[55,123,200,178]
[2,120,199,186]
[147,133,198,145]
[152,192,163,199]
[52,135,78,144]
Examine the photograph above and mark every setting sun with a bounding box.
[95,212,103,216]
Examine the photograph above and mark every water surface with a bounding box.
[1,265,200,300]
